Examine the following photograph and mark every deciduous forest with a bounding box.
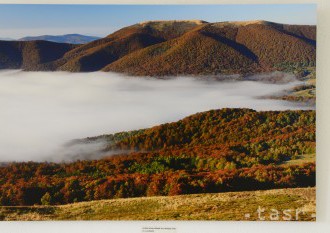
[0,109,315,206]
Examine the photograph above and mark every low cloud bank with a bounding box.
[0,70,312,162]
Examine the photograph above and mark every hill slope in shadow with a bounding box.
[0,20,316,76]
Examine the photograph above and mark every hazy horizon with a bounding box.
[0,4,317,39]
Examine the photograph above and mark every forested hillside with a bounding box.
[0,20,316,75]
[0,40,77,69]
[105,21,316,75]
[0,108,315,206]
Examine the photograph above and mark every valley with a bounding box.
[0,18,317,221]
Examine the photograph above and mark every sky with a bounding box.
[0,4,316,39]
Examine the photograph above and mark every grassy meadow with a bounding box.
[0,187,315,221]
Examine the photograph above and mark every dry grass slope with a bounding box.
[0,187,315,221]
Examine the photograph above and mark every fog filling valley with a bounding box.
[0,70,313,162]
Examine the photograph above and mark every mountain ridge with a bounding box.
[0,20,316,76]
[19,34,101,44]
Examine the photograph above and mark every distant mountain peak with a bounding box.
[0,37,16,41]
[19,34,101,44]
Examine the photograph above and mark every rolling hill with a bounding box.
[0,108,315,206]
[105,20,316,75]
[0,20,316,75]
[0,40,77,70]
[19,34,100,44]
[43,20,206,72]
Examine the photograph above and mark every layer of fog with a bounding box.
[0,70,313,162]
